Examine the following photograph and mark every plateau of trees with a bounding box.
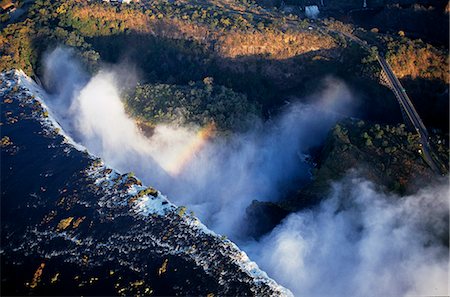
[0,0,447,131]
[125,78,260,132]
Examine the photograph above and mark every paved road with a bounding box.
[377,55,441,173]
[377,56,427,137]
[329,31,443,173]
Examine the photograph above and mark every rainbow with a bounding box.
[166,122,216,176]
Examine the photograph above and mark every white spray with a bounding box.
[41,47,449,296]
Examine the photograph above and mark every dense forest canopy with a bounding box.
[125,79,260,132]
[0,0,448,130]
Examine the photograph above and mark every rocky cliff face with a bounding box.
[0,70,292,296]
[281,118,448,212]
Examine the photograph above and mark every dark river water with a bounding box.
[1,71,288,296]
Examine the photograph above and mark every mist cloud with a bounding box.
[42,47,353,239]
[244,176,449,296]
[41,47,449,296]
